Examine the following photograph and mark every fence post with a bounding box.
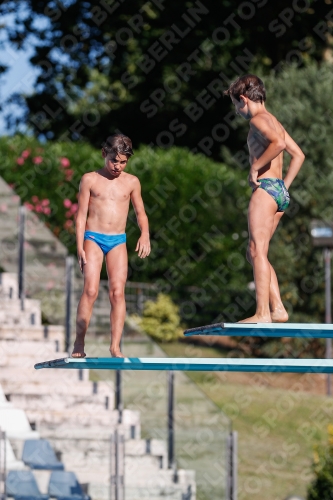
[226,431,237,500]
[167,371,175,469]
[115,337,123,424]
[18,205,26,311]
[65,255,74,354]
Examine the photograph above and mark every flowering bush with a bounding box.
[25,196,51,215]
[0,136,101,251]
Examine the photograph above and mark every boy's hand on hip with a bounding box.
[136,235,151,259]
[248,168,260,189]
[77,249,87,273]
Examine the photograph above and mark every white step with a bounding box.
[0,325,64,345]
[0,406,39,440]
[5,379,113,397]
[0,366,90,384]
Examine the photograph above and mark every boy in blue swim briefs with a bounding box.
[225,75,305,323]
[72,134,150,358]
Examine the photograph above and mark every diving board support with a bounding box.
[184,322,333,338]
[34,357,333,374]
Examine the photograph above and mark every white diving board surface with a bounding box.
[34,357,333,374]
[184,322,333,338]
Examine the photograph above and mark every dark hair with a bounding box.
[102,134,134,158]
[224,74,266,103]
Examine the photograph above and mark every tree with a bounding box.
[1,0,332,158]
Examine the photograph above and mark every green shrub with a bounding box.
[307,425,333,499]
[139,293,183,342]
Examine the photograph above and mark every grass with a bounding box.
[161,341,332,500]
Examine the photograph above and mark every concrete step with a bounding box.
[0,325,64,345]
[1,438,26,470]
[3,379,113,397]
[0,366,89,384]
[0,339,63,356]
[0,352,69,367]
[11,395,112,414]
[126,439,167,463]
[0,406,40,440]
[38,411,141,441]
[25,408,122,428]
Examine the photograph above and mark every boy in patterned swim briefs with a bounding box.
[72,134,150,357]
[225,74,305,323]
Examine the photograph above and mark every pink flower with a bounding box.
[35,204,43,213]
[70,203,78,214]
[32,195,39,203]
[63,199,72,208]
[65,210,73,218]
[16,157,24,165]
[64,220,73,229]
[41,199,50,206]
[33,156,43,164]
[21,149,30,159]
[60,157,70,168]
[43,207,51,215]
[24,202,34,211]
[65,169,73,181]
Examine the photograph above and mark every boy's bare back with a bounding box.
[248,112,285,179]
[78,170,143,235]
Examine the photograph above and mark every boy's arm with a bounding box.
[130,177,150,259]
[249,115,286,181]
[75,174,91,272]
[283,130,305,189]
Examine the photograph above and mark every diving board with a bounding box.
[34,357,333,374]
[184,322,333,338]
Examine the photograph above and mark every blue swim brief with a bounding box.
[257,178,290,212]
[84,231,126,255]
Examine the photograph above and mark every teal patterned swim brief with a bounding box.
[257,178,290,212]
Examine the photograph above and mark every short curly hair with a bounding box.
[102,134,134,158]
[224,74,266,103]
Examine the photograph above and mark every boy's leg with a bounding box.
[246,211,288,322]
[72,241,104,357]
[268,212,288,322]
[239,189,277,323]
[105,242,128,357]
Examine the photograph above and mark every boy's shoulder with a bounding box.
[249,111,282,131]
[80,171,96,182]
[122,171,140,184]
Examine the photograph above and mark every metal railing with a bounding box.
[0,428,6,500]
[110,428,125,500]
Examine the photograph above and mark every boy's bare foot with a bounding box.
[237,314,272,323]
[109,348,125,358]
[71,338,86,358]
[271,306,288,323]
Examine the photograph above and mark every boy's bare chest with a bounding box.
[90,179,131,202]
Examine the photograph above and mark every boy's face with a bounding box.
[103,152,128,177]
[231,95,251,120]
